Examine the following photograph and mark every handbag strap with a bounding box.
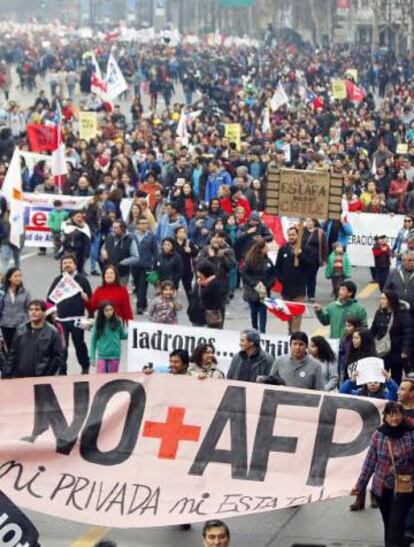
[387,440,397,476]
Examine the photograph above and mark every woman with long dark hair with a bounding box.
[189,343,225,379]
[85,265,133,323]
[241,239,277,334]
[371,290,414,385]
[346,327,377,381]
[309,336,338,391]
[89,301,127,373]
[0,268,31,350]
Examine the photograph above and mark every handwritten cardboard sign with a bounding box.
[266,168,343,220]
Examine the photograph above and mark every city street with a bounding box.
[0,58,391,547]
[18,250,383,546]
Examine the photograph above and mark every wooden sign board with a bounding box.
[266,168,343,220]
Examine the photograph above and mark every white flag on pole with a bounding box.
[2,149,24,249]
[270,80,289,112]
[262,105,271,134]
[105,54,128,101]
[176,108,189,146]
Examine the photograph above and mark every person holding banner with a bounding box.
[227,329,274,382]
[189,343,225,379]
[275,226,311,334]
[352,402,414,546]
[202,520,230,546]
[269,331,324,391]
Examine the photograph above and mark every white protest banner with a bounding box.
[127,322,338,374]
[356,357,385,386]
[0,373,383,528]
[22,193,92,248]
[49,274,82,304]
[347,212,403,267]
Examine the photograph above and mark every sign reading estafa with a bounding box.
[266,168,343,220]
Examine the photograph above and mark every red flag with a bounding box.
[264,298,306,322]
[345,79,366,102]
[26,124,57,152]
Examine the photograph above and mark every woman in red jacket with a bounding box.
[85,265,133,323]
[388,169,410,213]
[220,185,251,223]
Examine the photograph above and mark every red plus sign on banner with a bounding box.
[143,407,202,459]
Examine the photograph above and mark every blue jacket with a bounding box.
[132,231,158,269]
[188,216,214,247]
[339,378,398,401]
[323,220,353,248]
[205,169,232,203]
[156,214,187,243]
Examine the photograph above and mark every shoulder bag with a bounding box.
[388,440,413,494]
[375,314,393,358]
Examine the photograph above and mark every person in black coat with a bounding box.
[371,290,414,383]
[275,226,312,334]
[61,211,91,275]
[241,239,277,334]
[194,260,224,329]
[302,218,328,301]
[174,225,198,302]
[157,237,183,289]
[47,254,92,374]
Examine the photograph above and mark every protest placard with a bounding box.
[224,123,241,151]
[356,357,386,385]
[265,168,343,220]
[0,373,383,528]
[331,79,347,100]
[79,111,98,142]
[48,273,82,304]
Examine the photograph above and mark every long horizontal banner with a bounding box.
[23,193,91,248]
[347,212,402,267]
[0,373,383,527]
[263,212,403,268]
[127,322,338,374]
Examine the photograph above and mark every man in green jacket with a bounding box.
[314,280,367,339]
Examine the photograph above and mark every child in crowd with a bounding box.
[148,280,182,324]
[89,301,127,373]
[325,242,352,297]
[372,235,391,291]
[47,200,68,254]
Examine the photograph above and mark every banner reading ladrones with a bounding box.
[23,193,91,248]
[127,321,338,374]
[347,212,403,267]
[0,373,383,528]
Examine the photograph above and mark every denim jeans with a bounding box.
[1,244,20,274]
[90,231,101,273]
[249,301,267,334]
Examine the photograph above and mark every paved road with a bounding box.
[2,72,386,546]
[14,251,384,547]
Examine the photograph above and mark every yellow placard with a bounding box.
[331,79,347,100]
[397,143,408,155]
[224,123,241,151]
[79,111,98,142]
[345,69,358,82]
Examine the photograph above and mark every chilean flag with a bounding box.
[264,297,306,322]
[345,79,366,103]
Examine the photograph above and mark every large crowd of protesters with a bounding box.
[1,20,414,545]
